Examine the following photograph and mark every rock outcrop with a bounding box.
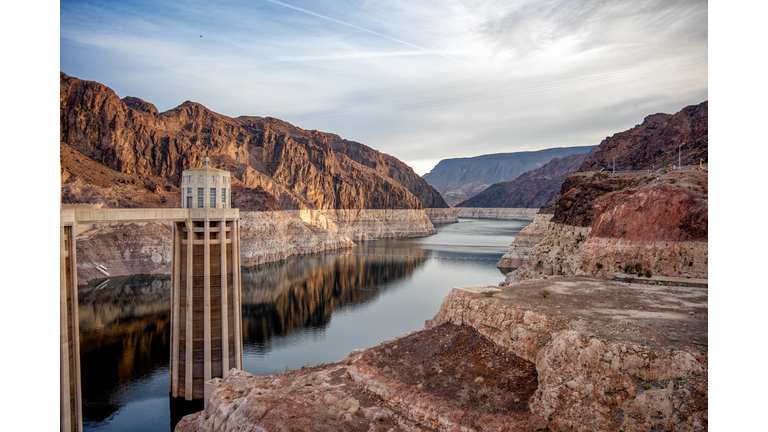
[455,152,590,209]
[286,209,437,241]
[507,170,708,283]
[452,207,538,220]
[177,277,707,432]
[497,213,552,269]
[76,222,174,284]
[60,72,448,211]
[423,146,595,206]
[503,102,708,283]
[423,208,459,224]
[238,211,355,267]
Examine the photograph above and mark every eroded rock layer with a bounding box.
[426,282,707,432]
[497,213,552,269]
[452,208,538,220]
[507,170,707,282]
[238,211,355,267]
[286,209,437,241]
[423,208,459,224]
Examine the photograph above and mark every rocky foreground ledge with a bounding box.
[176,277,707,432]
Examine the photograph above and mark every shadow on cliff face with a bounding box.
[240,243,428,345]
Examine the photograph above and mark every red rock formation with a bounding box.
[60,72,448,210]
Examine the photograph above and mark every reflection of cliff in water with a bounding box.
[241,242,428,345]
[78,275,171,423]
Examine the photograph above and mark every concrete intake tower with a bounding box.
[171,157,243,400]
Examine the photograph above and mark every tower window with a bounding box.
[221,188,226,206]
[210,188,216,208]
[197,188,203,208]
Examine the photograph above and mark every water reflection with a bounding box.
[79,245,429,431]
[79,276,171,425]
[241,243,427,345]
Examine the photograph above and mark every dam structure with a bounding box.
[60,158,243,431]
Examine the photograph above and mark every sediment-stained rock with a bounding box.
[238,211,355,267]
[423,208,458,224]
[503,222,592,284]
[505,170,708,283]
[452,208,538,220]
[286,209,437,241]
[497,213,552,269]
[75,222,173,284]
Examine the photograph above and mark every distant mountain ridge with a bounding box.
[423,146,595,206]
[455,152,591,209]
[60,72,448,210]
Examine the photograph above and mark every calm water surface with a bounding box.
[79,218,531,431]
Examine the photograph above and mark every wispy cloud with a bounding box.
[60,0,707,165]
[263,0,473,65]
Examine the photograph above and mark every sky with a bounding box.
[59,0,708,175]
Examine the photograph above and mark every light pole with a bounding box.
[678,142,685,171]
[613,155,616,174]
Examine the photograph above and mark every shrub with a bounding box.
[645,270,652,278]
[595,262,603,270]
[634,263,643,274]
[624,277,635,283]
[539,290,550,298]
[593,171,609,179]
[483,291,495,297]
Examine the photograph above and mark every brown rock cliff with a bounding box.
[60,72,445,211]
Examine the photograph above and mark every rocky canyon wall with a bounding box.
[238,211,355,267]
[286,209,437,241]
[423,208,458,224]
[505,170,708,283]
[496,213,552,269]
[60,73,448,212]
[452,207,538,220]
[501,102,708,284]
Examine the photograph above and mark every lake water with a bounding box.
[78,218,531,431]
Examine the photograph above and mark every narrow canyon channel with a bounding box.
[78,218,532,432]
